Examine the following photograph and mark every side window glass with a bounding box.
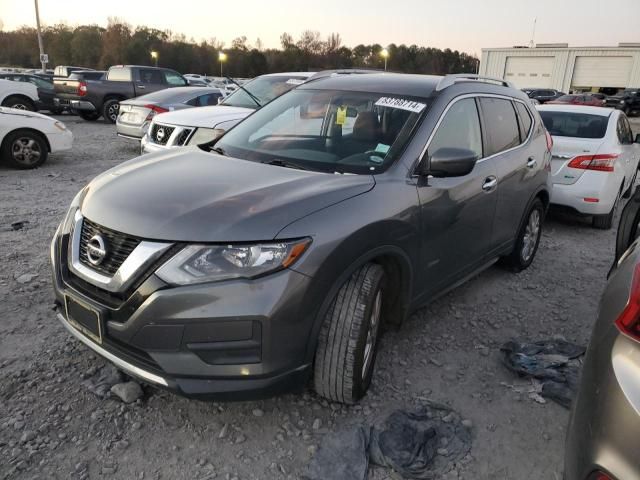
[139,69,165,84]
[197,93,222,106]
[165,71,187,86]
[621,117,633,144]
[479,97,520,156]
[428,98,483,159]
[515,102,533,142]
[616,118,626,144]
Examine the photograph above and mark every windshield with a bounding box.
[214,89,427,175]
[220,76,307,109]
[540,111,608,139]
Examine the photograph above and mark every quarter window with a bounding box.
[428,98,483,159]
[479,98,521,156]
[514,102,533,142]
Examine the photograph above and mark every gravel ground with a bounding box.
[1,115,639,480]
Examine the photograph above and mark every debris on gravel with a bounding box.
[111,381,143,404]
[81,363,124,398]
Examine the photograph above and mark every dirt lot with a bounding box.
[1,116,639,480]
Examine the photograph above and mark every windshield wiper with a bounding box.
[262,158,310,171]
[226,77,262,108]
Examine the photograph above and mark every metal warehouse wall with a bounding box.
[479,47,640,91]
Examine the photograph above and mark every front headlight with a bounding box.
[187,127,225,146]
[155,239,311,285]
[60,188,85,233]
[54,121,67,131]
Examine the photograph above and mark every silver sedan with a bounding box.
[116,86,224,141]
[565,186,640,480]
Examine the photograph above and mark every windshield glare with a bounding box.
[221,76,306,109]
[215,89,426,174]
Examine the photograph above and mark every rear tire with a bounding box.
[78,111,101,121]
[2,96,35,111]
[593,191,621,230]
[313,263,385,404]
[503,199,544,271]
[102,99,120,123]
[1,130,48,169]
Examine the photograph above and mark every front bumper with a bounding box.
[51,229,317,399]
[564,332,640,480]
[48,130,73,153]
[140,133,171,154]
[70,100,97,112]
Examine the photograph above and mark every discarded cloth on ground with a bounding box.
[500,339,585,408]
[303,402,472,480]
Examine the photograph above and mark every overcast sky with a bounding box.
[1,0,638,55]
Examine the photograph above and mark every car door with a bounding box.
[479,97,541,250]
[135,69,168,95]
[415,97,498,297]
[617,114,639,186]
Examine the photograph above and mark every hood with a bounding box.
[152,105,253,129]
[80,148,375,242]
[0,106,57,122]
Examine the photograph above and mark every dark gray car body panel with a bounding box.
[51,73,551,399]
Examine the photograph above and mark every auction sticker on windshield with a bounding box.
[375,97,426,113]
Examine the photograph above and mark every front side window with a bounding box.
[165,71,187,86]
[215,89,426,174]
[479,97,520,156]
[221,76,307,109]
[427,98,482,159]
[539,111,608,139]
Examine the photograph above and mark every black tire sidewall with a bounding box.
[350,271,386,399]
[2,130,48,169]
[79,111,101,121]
[4,97,35,111]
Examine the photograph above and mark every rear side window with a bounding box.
[514,102,533,142]
[139,69,165,84]
[107,67,131,82]
[428,98,483,159]
[479,98,520,156]
[191,93,222,106]
[617,116,633,144]
[539,111,608,139]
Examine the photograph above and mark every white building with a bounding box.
[479,43,640,93]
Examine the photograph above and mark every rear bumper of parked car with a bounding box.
[70,100,97,112]
[116,121,148,141]
[50,229,317,399]
[564,332,640,480]
[551,172,621,215]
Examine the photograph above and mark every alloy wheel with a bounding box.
[362,290,382,380]
[108,103,119,122]
[521,209,540,262]
[11,137,42,167]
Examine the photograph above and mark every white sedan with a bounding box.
[0,107,73,169]
[538,104,640,229]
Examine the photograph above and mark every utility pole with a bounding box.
[529,17,537,48]
[34,0,47,73]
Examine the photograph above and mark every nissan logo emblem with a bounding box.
[156,127,166,141]
[87,235,107,266]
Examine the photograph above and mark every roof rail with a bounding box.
[435,74,514,92]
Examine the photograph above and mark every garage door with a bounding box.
[571,56,633,88]
[504,56,554,88]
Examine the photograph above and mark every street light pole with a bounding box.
[380,48,389,72]
[150,51,158,67]
[219,52,227,77]
[34,0,46,73]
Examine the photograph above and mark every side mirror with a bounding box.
[635,134,640,144]
[419,147,479,177]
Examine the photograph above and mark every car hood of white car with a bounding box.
[152,105,254,129]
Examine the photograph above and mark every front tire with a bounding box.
[102,99,120,123]
[503,199,544,271]
[1,130,48,169]
[2,96,36,111]
[313,263,385,404]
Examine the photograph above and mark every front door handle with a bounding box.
[137,85,146,89]
[527,157,537,169]
[482,176,498,192]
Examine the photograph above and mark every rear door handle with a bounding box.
[482,176,498,192]
[137,85,146,89]
[527,157,537,169]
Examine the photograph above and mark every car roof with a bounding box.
[537,104,614,116]
[260,72,316,78]
[299,72,445,97]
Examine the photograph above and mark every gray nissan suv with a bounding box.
[51,73,551,403]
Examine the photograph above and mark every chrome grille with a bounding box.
[151,124,175,145]
[176,128,193,146]
[79,218,140,276]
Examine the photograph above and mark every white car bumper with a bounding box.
[551,170,622,215]
[140,133,172,155]
[48,130,73,153]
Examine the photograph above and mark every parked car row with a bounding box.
[523,87,640,116]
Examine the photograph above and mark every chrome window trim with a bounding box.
[412,93,536,176]
[68,210,172,293]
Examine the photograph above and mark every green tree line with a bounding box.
[0,19,479,77]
